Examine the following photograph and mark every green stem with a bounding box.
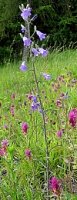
[32,60,50,200]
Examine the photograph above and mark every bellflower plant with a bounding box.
[56,129,63,138]
[0,148,6,157]
[0,139,9,157]
[31,101,40,111]
[21,122,29,134]
[69,108,77,127]
[19,3,50,199]
[1,139,9,149]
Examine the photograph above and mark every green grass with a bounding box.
[0,49,77,200]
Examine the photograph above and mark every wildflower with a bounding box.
[36,30,46,41]
[23,36,32,46]
[31,102,40,111]
[25,149,32,159]
[38,48,48,57]
[21,122,28,134]
[21,6,31,20]
[21,24,26,33]
[56,99,62,107]
[10,105,14,116]
[69,108,77,127]
[0,139,9,157]
[49,176,61,195]
[0,148,6,157]
[4,124,8,130]
[28,94,33,100]
[1,139,9,149]
[42,73,51,80]
[20,61,27,71]
[56,130,63,138]
[32,48,39,56]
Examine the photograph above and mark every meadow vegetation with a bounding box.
[0,49,77,199]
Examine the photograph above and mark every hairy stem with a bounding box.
[23,19,30,62]
[32,60,50,200]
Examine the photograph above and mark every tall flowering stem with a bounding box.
[32,60,49,200]
[20,3,50,199]
[23,19,30,62]
[20,4,31,62]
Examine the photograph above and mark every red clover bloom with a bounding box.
[21,122,28,134]
[56,130,63,138]
[0,148,6,156]
[49,176,61,195]
[10,105,14,116]
[1,139,9,149]
[25,149,32,159]
[69,108,77,127]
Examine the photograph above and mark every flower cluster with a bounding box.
[42,73,51,80]
[21,5,31,20]
[69,108,77,127]
[49,176,61,196]
[10,105,15,116]
[25,148,32,159]
[0,139,9,157]
[19,4,48,71]
[20,61,27,71]
[32,47,48,57]
[31,95,40,111]
[21,122,29,135]
[56,129,64,138]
